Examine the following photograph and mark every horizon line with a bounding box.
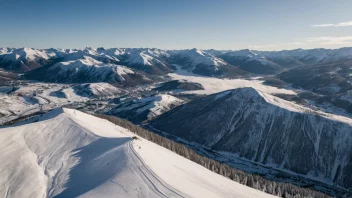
[1,46,352,52]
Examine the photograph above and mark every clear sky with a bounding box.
[0,0,351,50]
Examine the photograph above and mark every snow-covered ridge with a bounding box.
[217,88,352,125]
[0,108,275,198]
[2,47,352,64]
[0,47,63,61]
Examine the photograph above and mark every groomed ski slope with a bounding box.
[0,108,275,198]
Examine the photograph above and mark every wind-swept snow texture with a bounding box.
[0,108,275,198]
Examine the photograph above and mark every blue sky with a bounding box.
[0,0,351,50]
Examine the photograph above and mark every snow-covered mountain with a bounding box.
[150,87,352,190]
[0,108,274,198]
[64,48,173,75]
[254,48,330,65]
[119,48,173,75]
[218,49,282,74]
[108,94,185,123]
[169,48,249,77]
[60,48,120,64]
[0,48,63,72]
[175,48,227,67]
[24,56,152,86]
[215,48,352,74]
[211,47,352,74]
[278,61,352,95]
[2,46,352,80]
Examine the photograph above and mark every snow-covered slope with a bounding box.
[0,108,275,198]
[108,94,185,123]
[151,88,352,189]
[135,134,276,198]
[72,83,123,98]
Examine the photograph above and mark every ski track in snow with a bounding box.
[127,141,185,198]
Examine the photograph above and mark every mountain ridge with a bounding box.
[2,47,352,77]
[150,87,352,190]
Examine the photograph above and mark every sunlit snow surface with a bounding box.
[0,108,276,198]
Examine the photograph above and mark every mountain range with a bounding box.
[2,47,352,81]
[2,46,352,197]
